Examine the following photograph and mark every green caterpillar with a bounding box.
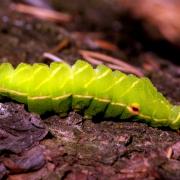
[0,60,179,129]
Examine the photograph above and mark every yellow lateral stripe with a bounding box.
[51,65,63,77]
[94,97,110,103]
[152,99,158,117]
[34,67,51,90]
[73,94,92,99]
[28,96,50,100]
[53,94,71,100]
[0,88,26,96]
[138,114,151,120]
[119,79,140,98]
[74,64,89,75]
[96,69,111,80]
[37,65,63,89]
[0,86,171,124]
[174,112,180,123]
[104,76,126,93]
[84,77,96,88]
[110,102,126,107]
[35,78,50,91]
[25,66,45,91]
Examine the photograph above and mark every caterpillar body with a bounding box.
[0,60,179,129]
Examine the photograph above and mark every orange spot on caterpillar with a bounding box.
[128,103,140,115]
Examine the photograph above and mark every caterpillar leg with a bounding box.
[72,95,92,112]
[28,96,52,114]
[52,95,72,116]
[84,98,110,119]
[104,103,125,118]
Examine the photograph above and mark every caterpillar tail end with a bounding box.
[169,105,180,130]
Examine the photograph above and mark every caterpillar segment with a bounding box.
[71,60,94,112]
[0,60,179,130]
